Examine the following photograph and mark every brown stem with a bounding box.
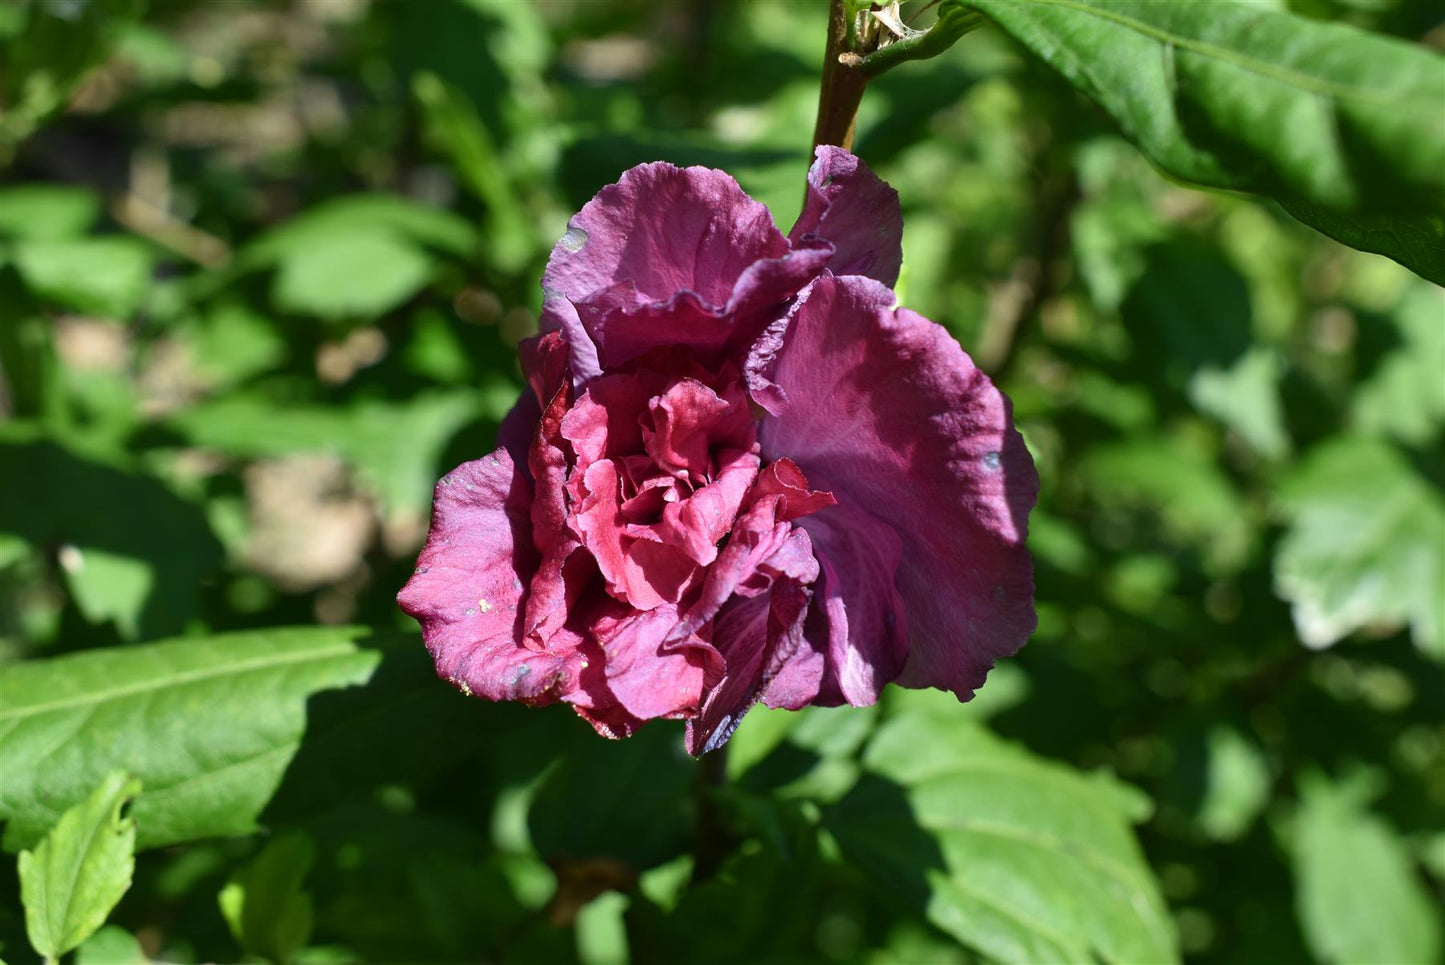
[811,0,869,152]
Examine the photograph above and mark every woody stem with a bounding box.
[811,0,869,152]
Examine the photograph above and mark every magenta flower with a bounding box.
[398,147,1037,755]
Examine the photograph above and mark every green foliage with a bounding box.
[18,771,141,962]
[956,0,1445,282]
[828,696,1177,964]
[1293,773,1442,965]
[218,833,316,965]
[0,1,1442,962]
[1275,436,1445,659]
[0,628,490,851]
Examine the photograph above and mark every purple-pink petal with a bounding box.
[789,146,904,287]
[750,272,1037,702]
[397,451,578,702]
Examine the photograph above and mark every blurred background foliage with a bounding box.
[0,1,1442,963]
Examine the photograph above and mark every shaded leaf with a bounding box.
[826,699,1177,964]
[1351,285,1445,445]
[18,771,141,960]
[218,832,315,965]
[1275,436,1445,658]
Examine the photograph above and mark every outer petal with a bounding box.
[397,450,577,702]
[542,161,830,373]
[542,162,790,309]
[789,146,904,287]
[753,273,1037,702]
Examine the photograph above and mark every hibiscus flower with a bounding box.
[398,147,1037,755]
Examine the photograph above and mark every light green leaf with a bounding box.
[18,771,142,961]
[1351,285,1445,445]
[165,388,506,513]
[218,832,315,965]
[1275,437,1445,659]
[242,194,477,265]
[75,924,149,964]
[1188,346,1290,460]
[1194,726,1270,842]
[12,238,154,317]
[826,700,1178,964]
[0,185,100,240]
[272,231,434,321]
[1294,773,1442,965]
[0,627,491,852]
[956,0,1445,282]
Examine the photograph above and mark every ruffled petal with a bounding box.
[684,529,820,755]
[789,146,904,287]
[752,273,1036,702]
[542,162,790,309]
[397,450,577,702]
[590,602,714,721]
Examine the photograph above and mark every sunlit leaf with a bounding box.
[18,771,141,961]
[1294,773,1443,965]
[1275,436,1445,659]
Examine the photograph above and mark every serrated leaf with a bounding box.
[0,627,493,852]
[1294,774,1443,965]
[18,771,142,961]
[1275,436,1445,659]
[1351,285,1445,445]
[826,704,1177,965]
[957,0,1445,282]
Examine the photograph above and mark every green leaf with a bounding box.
[826,699,1178,964]
[1281,200,1445,287]
[1294,773,1443,965]
[241,195,477,265]
[74,925,149,965]
[0,427,223,640]
[272,232,434,321]
[957,0,1445,281]
[0,185,101,241]
[12,238,154,317]
[1082,436,1252,572]
[18,771,142,961]
[218,832,315,965]
[165,388,506,514]
[0,627,493,852]
[1351,285,1445,445]
[1275,436,1445,659]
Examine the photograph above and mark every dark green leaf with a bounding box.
[18,771,141,960]
[958,0,1445,280]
